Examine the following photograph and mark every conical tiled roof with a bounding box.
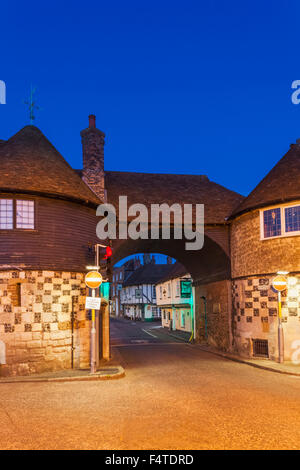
[0,125,101,205]
[231,142,300,218]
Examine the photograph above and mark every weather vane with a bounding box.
[24,85,40,124]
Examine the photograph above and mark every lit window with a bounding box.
[16,200,34,229]
[285,206,300,233]
[0,199,13,229]
[263,208,281,238]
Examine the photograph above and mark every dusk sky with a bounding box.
[1,0,300,197]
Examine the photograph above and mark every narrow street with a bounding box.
[0,317,300,450]
[110,317,191,346]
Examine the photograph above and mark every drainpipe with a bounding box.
[71,296,75,368]
[200,296,208,341]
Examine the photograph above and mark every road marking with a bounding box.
[131,340,150,344]
[142,328,158,338]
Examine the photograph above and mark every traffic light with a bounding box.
[97,244,113,281]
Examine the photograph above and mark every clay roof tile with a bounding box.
[0,125,101,205]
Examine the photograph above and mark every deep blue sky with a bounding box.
[1,0,300,197]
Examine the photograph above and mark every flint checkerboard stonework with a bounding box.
[0,270,90,376]
[230,206,300,361]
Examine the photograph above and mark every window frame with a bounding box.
[0,197,36,231]
[16,199,35,230]
[0,198,14,230]
[260,202,300,240]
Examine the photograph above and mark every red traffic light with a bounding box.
[103,246,112,259]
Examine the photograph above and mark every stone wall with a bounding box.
[232,274,300,361]
[195,280,232,351]
[231,204,300,278]
[0,270,90,376]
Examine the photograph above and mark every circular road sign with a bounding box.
[272,275,288,292]
[85,271,103,289]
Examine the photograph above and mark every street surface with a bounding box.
[0,317,300,450]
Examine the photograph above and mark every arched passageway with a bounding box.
[110,231,232,351]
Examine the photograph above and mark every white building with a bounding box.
[121,261,173,321]
[156,263,193,333]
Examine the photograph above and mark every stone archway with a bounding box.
[111,231,232,350]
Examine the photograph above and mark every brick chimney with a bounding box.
[80,115,105,200]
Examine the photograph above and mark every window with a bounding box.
[152,285,156,298]
[263,208,281,238]
[176,281,180,297]
[167,283,171,297]
[16,200,34,229]
[285,206,300,233]
[159,286,162,299]
[181,312,185,327]
[0,199,13,229]
[0,199,35,230]
[261,204,300,239]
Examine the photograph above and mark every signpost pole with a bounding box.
[277,291,284,364]
[85,270,103,375]
[91,288,97,374]
[272,274,287,364]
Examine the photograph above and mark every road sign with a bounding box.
[85,296,101,310]
[85,271,103,289]
[272,275,288,292]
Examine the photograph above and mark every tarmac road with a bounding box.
[0,317,300,450]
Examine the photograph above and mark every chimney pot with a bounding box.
[89,114,96,128]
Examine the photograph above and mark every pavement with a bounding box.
[0,366,125,384]
[198,344,300,377]
[1,317,300,450]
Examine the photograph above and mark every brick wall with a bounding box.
[0,270,90,376]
